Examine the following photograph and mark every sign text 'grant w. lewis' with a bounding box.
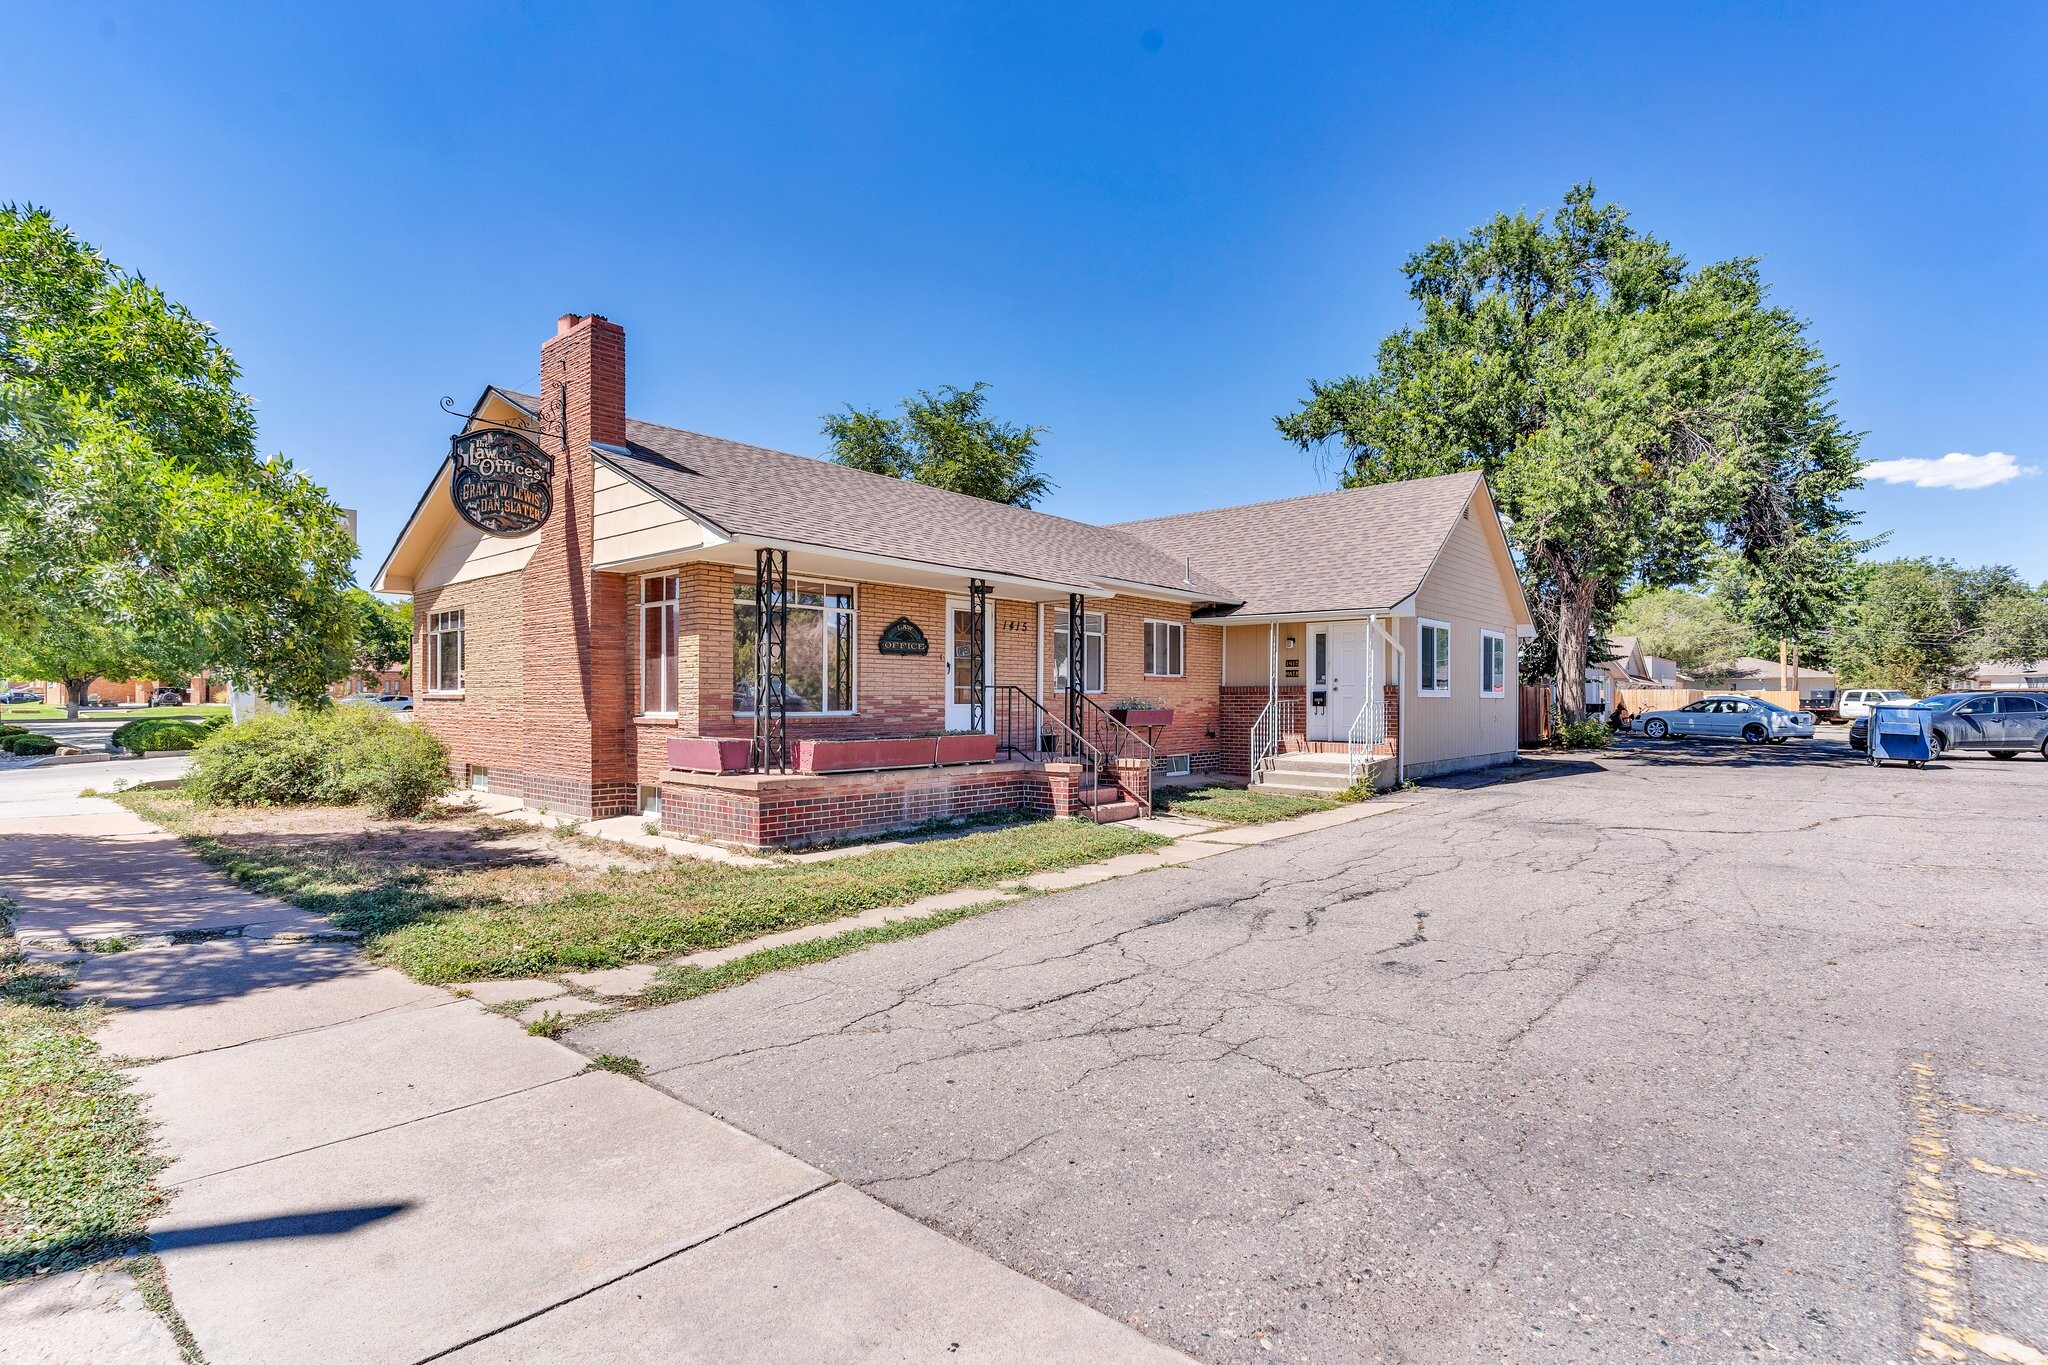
[450,428,554,536]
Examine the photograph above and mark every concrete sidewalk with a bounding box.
[0,770,1185,1364]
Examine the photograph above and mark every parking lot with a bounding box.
[580,735,2048,1362]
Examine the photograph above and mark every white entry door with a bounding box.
[1309,621,1371,741]
[944,598,995,733]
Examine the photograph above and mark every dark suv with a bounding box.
[1849,691,2048,759]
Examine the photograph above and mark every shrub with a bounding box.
[4,734,57,756]
[111,715,225,754]
[0,725,25,739]
[185,706,451,818]
[1550,717,1614,751]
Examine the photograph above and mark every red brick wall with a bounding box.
[1047,597,1223,772]
[632,572,1058,788]
[1218,683,1307,781]
[515,314,636,817]
[660,762,1065,849]
[414,572,528,795]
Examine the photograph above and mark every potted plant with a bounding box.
[934,729,999,765]
[667,736,753,774]
[1109,697,1174,729]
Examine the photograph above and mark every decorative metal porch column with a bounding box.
[967,578,989,734]
[753,547,790,772]
[1066,592,1086,756]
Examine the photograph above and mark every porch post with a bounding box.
[968,577,989,734]
[1066,591,1085,756]
[753,546,789,772]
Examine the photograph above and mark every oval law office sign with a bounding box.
[877,617,929,656]
[450,428,554,536]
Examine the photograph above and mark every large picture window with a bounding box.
[1053,609,1105,694]
[1143,620,1184,678]
[425,610,464,693]
[1418,620,1451,696]
[641,574,679,715]
[733,576,856,715]
[1480,629,1508,698]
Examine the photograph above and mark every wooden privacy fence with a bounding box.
[1519,685,1552,745]
[1613,687,1805,715]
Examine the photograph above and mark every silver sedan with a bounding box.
[1637,695,1816,745]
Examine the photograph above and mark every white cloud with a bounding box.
[1861,450,2038,490]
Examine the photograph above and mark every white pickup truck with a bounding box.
[1835,688,1913,721]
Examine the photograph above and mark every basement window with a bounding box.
[1159,753,1192,777]
[466,765,489,792]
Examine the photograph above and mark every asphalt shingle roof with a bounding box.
[1111,472,1487,617]
[502,391,1239,603]
[497,390,1492,618]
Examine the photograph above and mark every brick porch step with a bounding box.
[1085,799,1142,823]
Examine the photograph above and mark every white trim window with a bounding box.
[733,576,857,715]
[1053,609,1106,694]
[1480,629,1508,698]
[425,610,465,693]
[640,573,680,715]
[1418,619,1451,696]
[1142,619,1184,678]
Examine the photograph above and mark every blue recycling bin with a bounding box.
[1867,702,1934,768]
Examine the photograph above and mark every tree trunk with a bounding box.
[62,676,90,721]
[1553,575,1597,725]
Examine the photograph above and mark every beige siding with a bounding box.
[592,464,715,567]
[1221,623,1308,686]
[415,514,540,591]
[1401,488,1524,770]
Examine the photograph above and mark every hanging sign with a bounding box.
[877,617,930,656]
[449,428,554,536]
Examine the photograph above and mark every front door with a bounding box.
[944,598,994,733]
[1309,622,1370,741]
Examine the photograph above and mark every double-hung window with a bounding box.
[1418,620,1451,696]
[1142,620,1184,678]
[1480,629,1508,698]
[641,574,680,715]
[733,576,856,715]
[1052,609,1106,694]
[425,610,464,693]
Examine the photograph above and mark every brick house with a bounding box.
[374,314,1533,849]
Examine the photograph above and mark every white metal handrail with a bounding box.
[1250,701,1279,786]
[1346,690,1387,782]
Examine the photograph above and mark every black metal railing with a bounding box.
[992,685,1152,818]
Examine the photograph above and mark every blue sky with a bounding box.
[5,3,2044,584]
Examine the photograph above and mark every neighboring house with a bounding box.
[1965,660,2048,691]
[1701,657,1839,706]
[373,313,1534,849]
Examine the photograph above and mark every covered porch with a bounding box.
[1216,614,1403,793]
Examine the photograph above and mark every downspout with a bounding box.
[1035,601,1045,722]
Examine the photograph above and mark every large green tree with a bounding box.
[824,382,1052,507]
[1828,558,2048,693]
[0,204,357,715]
[1613,586,1750,677]
[347,589,412,684]
[1275,184,1865,719]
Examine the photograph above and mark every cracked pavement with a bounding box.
[576,741,2048,1362]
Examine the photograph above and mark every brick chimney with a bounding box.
[520,313,635,817]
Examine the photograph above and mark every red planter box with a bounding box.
[668,736,753,774]
[795,737,930,773]
[1111,708,1174,729]
[934,733,999,765]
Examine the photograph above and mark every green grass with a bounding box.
[0,703,228,723]
[116,791,1165,984]
[1,900,165,1282]
[1151,781,1343,824]
[644,893,1020,1005]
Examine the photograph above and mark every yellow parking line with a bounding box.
[1951,1102,2047,1126]
[1923,1320,2048,1365]
[1958,1228,2048,1267]
[1968,1156,2047,1182]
